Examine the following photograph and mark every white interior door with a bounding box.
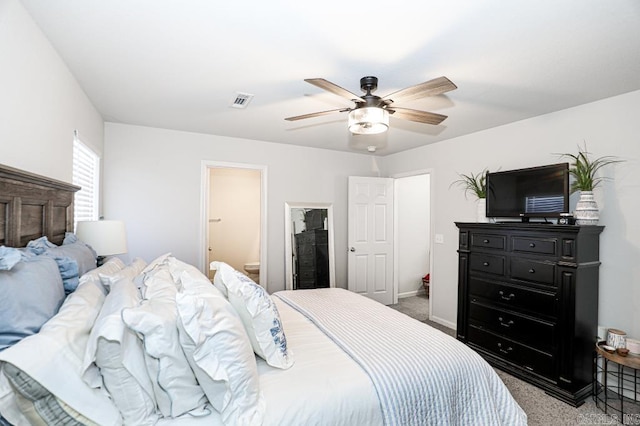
[348,176,394,304]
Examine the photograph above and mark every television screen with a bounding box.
[486,163,569,219]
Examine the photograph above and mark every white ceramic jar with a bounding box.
[606,328,626,349]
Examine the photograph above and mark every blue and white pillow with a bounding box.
[0,255,65,350]
[26,235,97,294]
[0,247,21,271]
[212,261,294,369]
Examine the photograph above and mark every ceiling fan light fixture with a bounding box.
[348,107,389,135]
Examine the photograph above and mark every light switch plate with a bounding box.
[435,234,444,244]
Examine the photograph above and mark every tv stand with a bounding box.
[455,222,603,406]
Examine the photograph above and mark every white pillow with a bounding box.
[212,262,294,370]
[79,256,126,289]
[121,266,208,418]
[83,275,158,425]
[81,257,138,387]
[175,277,264,425]
[95,339,157,426]
[99,257,147,290]
[135,253,172,298]
[212,265,228,297]
[166,256,214,292]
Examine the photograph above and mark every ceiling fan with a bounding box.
[285,76,457,135]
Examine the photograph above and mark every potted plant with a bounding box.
[560,144,623,225]
[451,169,488,222]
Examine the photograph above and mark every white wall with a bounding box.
[382,90,640,336]
[396,174,430,297]
[0,0,103,182]
[103,122,376,293]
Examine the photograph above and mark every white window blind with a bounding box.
[72,133,100,227]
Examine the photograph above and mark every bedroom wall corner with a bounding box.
[0,0,104,182]
[380,90,640,338]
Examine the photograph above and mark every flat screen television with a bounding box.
[486,163,569,220]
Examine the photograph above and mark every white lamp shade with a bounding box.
[76,220,128,256]
[348,107,389,135]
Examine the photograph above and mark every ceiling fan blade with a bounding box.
[284,108,349,121]
[387,107,448,125]
[382,76,457,103]
[304,78,365,103]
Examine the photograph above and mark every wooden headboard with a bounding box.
[0,163,80,247]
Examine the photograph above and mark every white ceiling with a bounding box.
[20,0,640,155]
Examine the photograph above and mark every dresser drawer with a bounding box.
[470,253,505,276]
[512,236,557,255]
[468,326,555,379]
[511,258,556,286]
[469,302,556,351]
[469,278,557,318]
[470,233,506,250]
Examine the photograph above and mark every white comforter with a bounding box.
[274,288,527,426]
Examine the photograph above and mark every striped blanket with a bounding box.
[274,288,526,426]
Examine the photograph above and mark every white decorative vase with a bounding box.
[477,198,489,223]
[574,191,599,225]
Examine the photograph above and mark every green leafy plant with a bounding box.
[559,144,623,193]
[451,169,487,199]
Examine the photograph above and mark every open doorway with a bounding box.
[202,162,267,287]
[394,172,431,311]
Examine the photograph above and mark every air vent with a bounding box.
[230,92,254,109]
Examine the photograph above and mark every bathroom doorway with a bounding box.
[202,162,267,287]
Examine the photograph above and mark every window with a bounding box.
[72,132,100,228]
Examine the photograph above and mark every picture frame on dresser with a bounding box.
[455,222,604,407]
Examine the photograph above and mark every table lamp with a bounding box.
[76,220,128,265]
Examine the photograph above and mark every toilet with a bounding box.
[243,262,260,284]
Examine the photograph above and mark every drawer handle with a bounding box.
[498,291,515,301]
[497,342,513,354]
[483,262,490,267]
[483,239,490,244]
[498,317,515,328]
[529,242,536,248]
[528,268,535,274]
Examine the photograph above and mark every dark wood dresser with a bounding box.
[455,222,603,406]
[294,229,329,289]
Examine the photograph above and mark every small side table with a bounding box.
[594,342,640,424]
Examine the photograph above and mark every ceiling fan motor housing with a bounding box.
[360,76,378,93]
[357,76,387,109]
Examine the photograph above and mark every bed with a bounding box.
[0,163,527,425]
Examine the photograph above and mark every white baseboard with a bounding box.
[398,288,427,299]
[429,315,456,331]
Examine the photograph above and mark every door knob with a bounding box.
[349,247,356,252]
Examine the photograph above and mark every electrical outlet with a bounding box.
[434,234,444,244]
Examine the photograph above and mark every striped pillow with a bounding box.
[3,363,100,426]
